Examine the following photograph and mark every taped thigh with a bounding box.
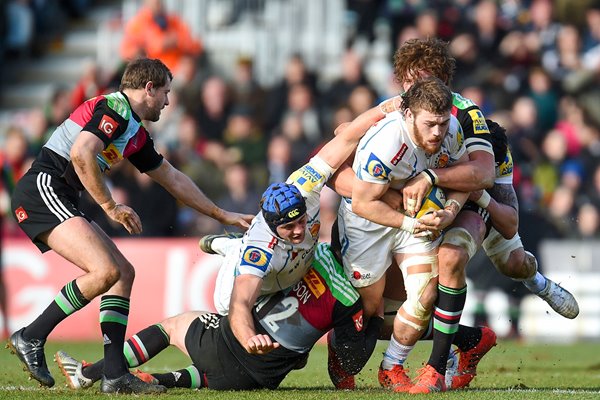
[397,254,437,330]
[442,227,478,260]
[483,228,523,271]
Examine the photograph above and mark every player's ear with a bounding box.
[145,81,154,95]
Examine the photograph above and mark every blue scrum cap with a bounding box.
[260,182,307,233]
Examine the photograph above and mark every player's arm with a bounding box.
[228,274,280,354]
[352,179,421,233]
[70,131,142,234]
[433,105,496,191]
[316,97,401,171]
[146,159,253,230]
[430,149,495,192]
[472,183,519,239]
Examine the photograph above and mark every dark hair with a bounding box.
[119,58,173,91]
[400,77,453,116]
[485,119,509,165]
[393,37,455,86]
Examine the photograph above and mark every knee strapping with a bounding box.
[398,255,437,329]
[383,297,405,328]
[443,227,478,259]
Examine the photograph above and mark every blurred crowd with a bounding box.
[2,0,600,246]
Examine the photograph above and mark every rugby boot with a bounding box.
[54,350,94,389]
[327,330,355,389]
[7,328,54,387]
[451,326,497,389]
[378,362,412,392]
[100,372,167,394]
[409,364,447,394]
[132,369,160,385]
[199,232,243,255]
[537,277,579,319]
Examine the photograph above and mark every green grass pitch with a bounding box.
[1,339,599,399]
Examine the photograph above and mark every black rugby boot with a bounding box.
[7,328,55,387]
[100,372,167,394]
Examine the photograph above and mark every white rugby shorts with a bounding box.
[337,203,439,287]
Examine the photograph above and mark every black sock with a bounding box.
[453,325,482,352]
[83,324,170,381]
[152,365,203,388]
[82,359,104,382]
[99,295,130,379]
[124,324,170,367]
[427,284,466,375]
[23,280,89,340]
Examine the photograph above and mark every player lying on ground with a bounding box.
[54,243,381,390]
[210,96,400,356]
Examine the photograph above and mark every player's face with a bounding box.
[407,109,450,155]
[146,80,171,122]
[276,214,308,244]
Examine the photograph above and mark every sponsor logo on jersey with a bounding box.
[267,236,278,249]
[499,151,513,177]
[15,206,28,223]
[100,143,123,166]
[241,246,272,272]
[303,268,325,298]
[99,114,119,137]
[290,164,324,192]
[364,153,391,180]
[468,110,490,134]
[390,143,408,166]
[352,310,364,332]
[309,222,320,238]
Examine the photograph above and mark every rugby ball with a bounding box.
[415,185,446,218]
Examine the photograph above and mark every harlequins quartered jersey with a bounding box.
[38,91,163,190]
[221,243,366,389]
[451,92,494,156]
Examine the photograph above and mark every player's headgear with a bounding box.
[260,182,307,233]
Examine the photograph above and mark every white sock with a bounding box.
[523,272,547,294]
[381,335,413,370]
[211,237,240,256]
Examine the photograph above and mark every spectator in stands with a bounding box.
[229,56,266,128]
[324,48,368,112]
[281,83,323,145]
[222,106,268,187]
[216,163,260,233]
[4,0,35,59]
[120,0,202,72]
[276,113,312,172]
[575,202,600,239]
[0,125,33,339]
[266,135,292,184]
[172,54,206,115]
[195,75,232,142]
[264,54,317,133]
[71,59,107,109]
[346,85,377,118]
